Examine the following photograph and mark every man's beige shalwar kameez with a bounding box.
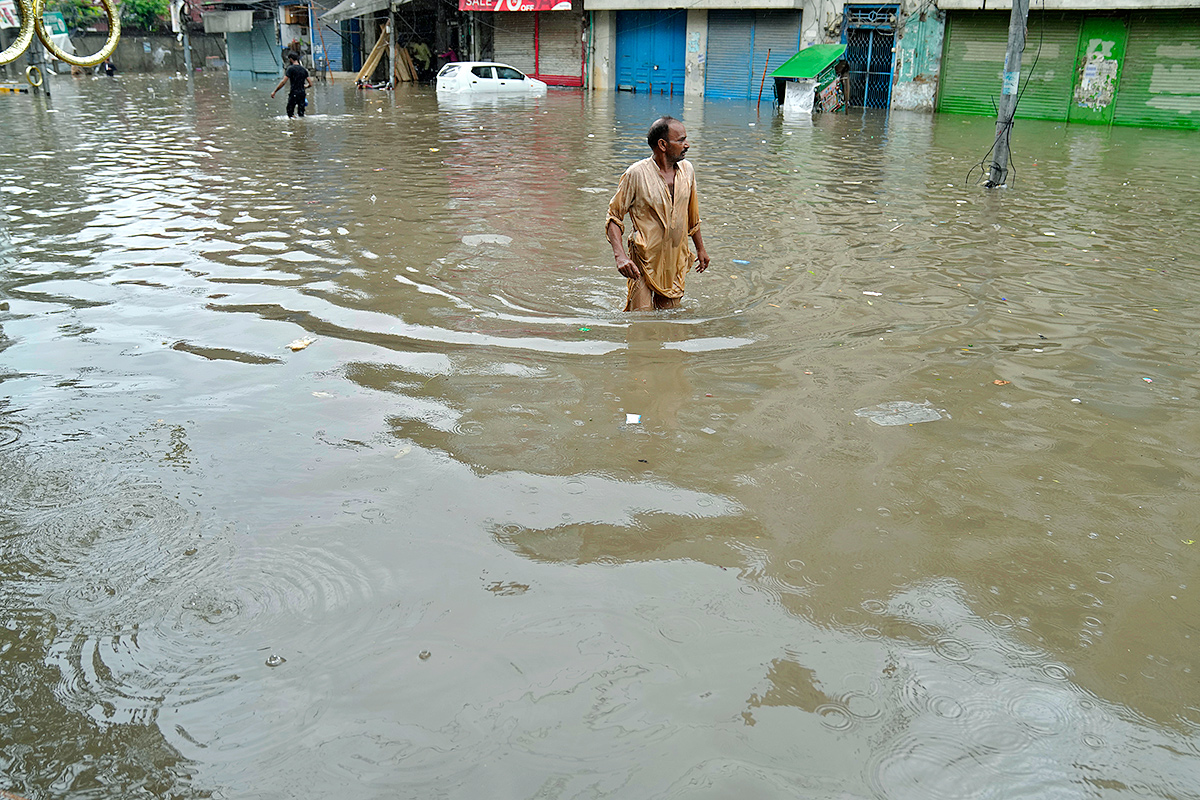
[606,157,702,311]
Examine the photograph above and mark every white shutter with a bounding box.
[537,5,582,82]
[494,12,535,75]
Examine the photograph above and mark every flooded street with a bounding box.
[1,74,1198,798]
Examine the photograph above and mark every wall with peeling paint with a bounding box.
[891,7,945,110]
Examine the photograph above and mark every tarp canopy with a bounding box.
[770,44,846,79]
[458,0,573,10]
[321,0,391,23]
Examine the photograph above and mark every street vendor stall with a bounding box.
[770,43,847,114]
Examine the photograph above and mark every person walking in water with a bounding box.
[271,53,312,118]
[606,116,710,311]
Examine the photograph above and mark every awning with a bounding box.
[458,0,573,10]
[320,0,391,23]
[770,44,846,79]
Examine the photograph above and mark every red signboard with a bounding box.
[458,0,572,10]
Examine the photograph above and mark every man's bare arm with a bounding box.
[692,229,710,273]
[270,76,288,97]
[607,219,640,280]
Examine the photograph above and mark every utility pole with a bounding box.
[986,0,1030,188]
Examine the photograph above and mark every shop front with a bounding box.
[937,7,1200,129]
[703,9,801,100]
[462,0,585,86]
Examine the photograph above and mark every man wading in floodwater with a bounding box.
[606,116,711,311]
[271,53,313,118]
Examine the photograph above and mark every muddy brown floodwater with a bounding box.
[1,75,1198,799]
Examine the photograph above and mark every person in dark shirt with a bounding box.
[271,53,313,118]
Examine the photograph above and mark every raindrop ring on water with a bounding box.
[0,0,35,66]
[0,0,122,68]
[40,0,121,66]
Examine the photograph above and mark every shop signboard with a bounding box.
[458,0,571,11]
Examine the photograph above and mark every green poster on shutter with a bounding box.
[1069,17,1128,125]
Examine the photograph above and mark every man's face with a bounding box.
[663,122,689,164]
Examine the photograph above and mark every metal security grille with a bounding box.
[842,4,896,108]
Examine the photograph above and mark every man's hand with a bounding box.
[270,90,276,97]
[615,252,640,280]
[695,246,711,273]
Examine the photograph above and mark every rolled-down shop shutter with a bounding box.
[705,10,801,100]
[751,11,802,99]
[705,11,755,99]
[492,6,583,85]
[1014,12,1080,121]
[537,7,583,84]
[494,12,536,75]
[1114,10,1200,129]
[939,11,1079,121]
[938,12,1005,115]
[251,20,282,76]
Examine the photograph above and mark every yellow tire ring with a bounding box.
[25,64,43,87]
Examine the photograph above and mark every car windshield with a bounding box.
[495,67,525,80]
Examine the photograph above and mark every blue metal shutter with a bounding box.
[750,11,801,100]
[317,17,342,71]
[705,11,754,99]
[706,11,800,100]
[1113,10,1200,129]
[252,20,281,76]
[226,31,255,78]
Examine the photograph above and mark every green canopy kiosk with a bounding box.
[770,43,847,113]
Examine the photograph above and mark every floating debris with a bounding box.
[854,401,947,426]
[462,234,512,247]
[288,337,315,351]
[993,380,1011,386]
[265,654,286,667]
[419,650,432,660]
[625,413,641,425]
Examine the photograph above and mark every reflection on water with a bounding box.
[1,75,1198,798]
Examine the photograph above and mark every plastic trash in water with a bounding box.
[626,413,641,424]
[854,401,947,426]
[288,337,315,351]
[732,259,750,264]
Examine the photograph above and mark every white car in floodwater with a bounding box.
[436,62,548,96]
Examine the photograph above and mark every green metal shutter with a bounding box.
[706,11,755,99]
[1015,12,1080,121]
[938,12,1007,116]
[938,11,1079,121]
[1113,10,1200,130]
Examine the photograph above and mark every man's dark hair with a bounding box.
[288,53,300,63]
[647,116,678,150]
